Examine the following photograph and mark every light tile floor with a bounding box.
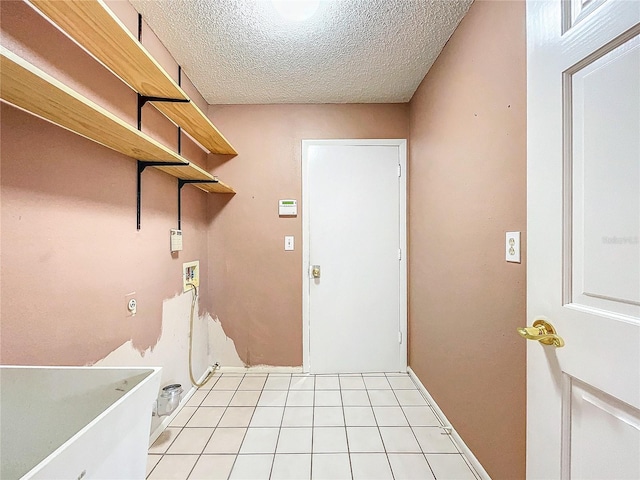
[147,373,480,480]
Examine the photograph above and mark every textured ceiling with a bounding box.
[129,0,473,104]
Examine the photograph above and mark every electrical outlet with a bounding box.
[183,261,200,293]
[506,232,521,263]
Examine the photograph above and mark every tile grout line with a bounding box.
[378,374,397,480]
[347,373,368,479]
[264,373,278,480]
[307,375,316,475]
[310,374,316,479]
[367,374,396,480]
[387,373,437,480]
[149,372,478,480]
[266,373,292,479]
[402,373,479,478]
[397,373,477,478]
[193,372,235,479]
[336,374,350,477]
[221,372,248,480]
[186,372,225,479]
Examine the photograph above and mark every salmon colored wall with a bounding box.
[0,1,213,414]
[2,1,527,471]
[204,104,409,366]
[408,1,527,478]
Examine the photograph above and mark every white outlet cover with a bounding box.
[506,231,521,263]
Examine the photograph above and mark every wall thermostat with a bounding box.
[170,229,183,252]
[279,199,297,216]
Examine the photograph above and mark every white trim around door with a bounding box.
[302,139,407,373]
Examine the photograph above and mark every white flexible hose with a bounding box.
[186,283,217,388]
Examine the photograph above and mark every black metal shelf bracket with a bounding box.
[137,95,190,131]
[177,66,183,155]
[137,160,185,230]
[135,15,190,131]
[177,179,219,230]
[136,17,207,232]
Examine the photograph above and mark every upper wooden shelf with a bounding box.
[0,46,234,194]
[29,0,238,156]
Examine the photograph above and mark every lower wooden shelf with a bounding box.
[159,162,235,193]
[0,46,235,194]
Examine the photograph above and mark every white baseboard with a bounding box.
[407,367,491,480]
[219,365,303,374]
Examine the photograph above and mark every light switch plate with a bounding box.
[506,231,521,263]
[284,236,294,251]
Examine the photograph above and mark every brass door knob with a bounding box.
[517,319,565,347]
[312,265,321,278]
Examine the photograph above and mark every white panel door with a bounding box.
[303,140,407,374]
[527,1,639,478]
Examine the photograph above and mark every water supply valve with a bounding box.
[127,298,137,316]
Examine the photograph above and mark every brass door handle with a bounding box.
[517,319,565,348]
[311,265,321,279]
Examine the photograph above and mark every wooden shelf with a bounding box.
[0,47,235,194]
[30,0,237,156]
[157,162,235,194]
[0,46,186,165]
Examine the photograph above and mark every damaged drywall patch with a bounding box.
[93,292,212,432]
[207,314,245,367]
[93,293,207,378]
[95,294,244,373]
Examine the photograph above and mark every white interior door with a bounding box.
[527,1,640,478]
[303,140,407,374]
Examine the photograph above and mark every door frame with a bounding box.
[301,139,408,373]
